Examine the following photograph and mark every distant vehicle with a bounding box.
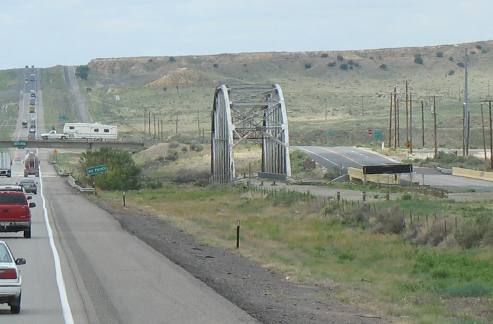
[0,191,35,238]
[29,73,35,81]
[21,120,28,128]
[40,130,68,140]
[23,152,39,177]
[28,106,35,113]
[17,179,37,195]
[0,152,12,178]
[0,240,26,313]
[63,123,118,140]
[30,93,35,99]
[29,98,35,106]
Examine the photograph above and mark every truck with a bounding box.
[24,152,39,177]
[0,152,12,178]
[40,130,68,140]
[63,123,118,140]
[0,191,35,238]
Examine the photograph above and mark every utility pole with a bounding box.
[388,92,393,148]
[143,108,147,134]
[421,100,425,147]
[197,108,201,136]
[394,87,398,149]
[405,80,409,144]
[148,111,151,136]
[433,96,438,158]
[175,113,179,134]
[396,88,400,148]
[462,103,466,156]
[409,92,413,153]
[361,96,364,116]
[153,113,156,138]
[464,49,470,156]
[490,100,493,169]
[481,104,487,161]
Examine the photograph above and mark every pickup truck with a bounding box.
[40,130,68,140]
[0,192,35,238]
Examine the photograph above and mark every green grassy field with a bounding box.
[0,69,22,140]
[98,186,493,323]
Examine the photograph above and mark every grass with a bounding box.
[50,152,82,178]
[0,103,19,140]
[0,69,22,140]
[407,151,491,171]
[40,66,78,131]
[98,185,493,323]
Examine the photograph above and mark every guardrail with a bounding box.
[67,176,95,193]
[348,167,400,185]
[452,167,493,182]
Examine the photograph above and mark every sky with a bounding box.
[0,0,492,69]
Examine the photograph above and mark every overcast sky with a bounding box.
[0,0,491,69]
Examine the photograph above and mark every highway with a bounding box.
[0,67,256,323]
[297,146,493,192]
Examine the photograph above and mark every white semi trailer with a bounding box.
[0,152,12,177]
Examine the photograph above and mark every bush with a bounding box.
[456,222,485,249]
[340,63,349,70]
[304,63,312,69]
[169,141,180,148]
[457,62,465,68]
[191,143,204,152]
[336,55,344,61]
[327,62,336,67]
[379,64,388,70]
[80,148,141,190]
[213,63,219,68]
[75,65,90,80]
[436,51,444,58]
[448,70,455,76]
[320,53,328,58]
[181,146,189,153]
[372,207,405,234]
[168,56,176,63]
[448,56,454,62]
[165,149,179,161]
[414,54,424,65]
[475,44,482,50]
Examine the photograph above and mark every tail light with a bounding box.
[0,268,17,279]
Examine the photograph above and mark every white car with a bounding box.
[0,241,25,314]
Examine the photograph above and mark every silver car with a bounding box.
[0,241,25,314]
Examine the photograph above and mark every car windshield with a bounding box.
[20,181,34,186]
[0,194,26,205]
[0,245,12,263]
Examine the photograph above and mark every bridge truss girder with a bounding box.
[211,84,291,183]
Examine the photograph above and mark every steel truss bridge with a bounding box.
[211,84,291,183]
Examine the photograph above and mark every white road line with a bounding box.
[355,147,400,163]
[318,147,364,166]
[39,162,74,324]
[296,147,339,167]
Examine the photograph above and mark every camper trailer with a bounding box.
[63,123,118,140]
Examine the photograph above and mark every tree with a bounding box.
[340,63,349,70]
[336,55,344,61]
[379,64,388,71]
[75,65,90,80]
[436,51,444,58]
[169,56,176,63]
[80,148,141,190]
[414,54,424,65]
[304,63,312,69]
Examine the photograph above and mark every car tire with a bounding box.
[24,229,31,239]
[10,294,21,314]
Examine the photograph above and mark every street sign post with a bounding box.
[86,164,108,176]
[13,140,27,148]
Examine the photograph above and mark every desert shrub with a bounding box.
[436,51,444,58]
[372,207,405,234]
[341,206,370,226]
[304,63,312,69]
[475,44,482,50]
[165,149,179,161]
[416,222,448,246]
[401,192,412,200]
[162,87,167,92]
[457,62,465,68]
[173,169,210,184]
[213,63,219,68]
[327,62,337,67]
[320,53,329,58]
[481,48,488,54]
[340,63,349,70]
[414,54,424,65]
[142,178,163,189]
[336,55,344,61]
[448,70,455,76]
[191,143,204,152]
[470,51,476,55]
[168,56,176,63]
[169,141,180,148]
[456,222,485,249]
[448,56,454,62]
[181,146,189,153]
[75,65,90,80]
[379,64,388,70]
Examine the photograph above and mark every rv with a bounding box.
[63,123,118,140]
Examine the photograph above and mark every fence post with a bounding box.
[122,191,126,207]
[337,192,341,202]
[362,191,366,202]
[236,220,240,249]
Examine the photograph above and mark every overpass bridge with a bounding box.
[0,139,146,151]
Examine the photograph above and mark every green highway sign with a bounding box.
[86,164,108,176]
[13,140,27,148]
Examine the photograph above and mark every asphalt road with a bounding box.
[296,146,493,191]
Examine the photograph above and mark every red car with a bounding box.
[0,192,35,238]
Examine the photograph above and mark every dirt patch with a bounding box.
[93,199,384,324]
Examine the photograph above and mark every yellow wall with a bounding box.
[452,167,493,182]
[347,167,400,185]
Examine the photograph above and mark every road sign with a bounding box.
[363,164,413,175]
[373,129,383,141]
[13,140,27,148]
[367,128,373,137]
[86,164,108,176]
